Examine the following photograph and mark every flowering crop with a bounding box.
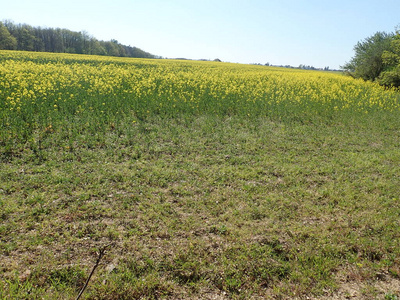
[1,50,399,146]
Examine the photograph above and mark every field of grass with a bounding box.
[1,51,400,299]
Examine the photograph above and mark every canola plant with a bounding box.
[1,50,399,145]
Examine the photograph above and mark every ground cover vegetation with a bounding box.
[1,50,400,299]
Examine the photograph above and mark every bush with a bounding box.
[342,31,394,81]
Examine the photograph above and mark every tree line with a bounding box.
[0,20,157,59]
[342,28,400,88]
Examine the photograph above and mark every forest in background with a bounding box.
[0,20,157,59]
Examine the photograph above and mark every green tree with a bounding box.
[90,39,106,55]
[0,21,17,50]
[342,31,394,81]
[379,30,400,87]
[17,26,36,51]
[33,27,45,51]
[103,40,121,56]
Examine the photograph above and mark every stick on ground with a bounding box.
[75,243,113,300]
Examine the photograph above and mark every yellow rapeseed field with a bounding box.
[1,50,399,140]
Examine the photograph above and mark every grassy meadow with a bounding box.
[1,50,400,299]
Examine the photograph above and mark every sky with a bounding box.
[2,0,400,69]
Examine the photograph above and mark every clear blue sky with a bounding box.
[2,0,399,69]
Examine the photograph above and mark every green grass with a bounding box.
[1,111,400,299]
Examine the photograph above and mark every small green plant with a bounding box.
[385,292,399,300]
[49,266,86,291]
